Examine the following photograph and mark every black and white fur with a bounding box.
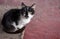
[1,2,35,33]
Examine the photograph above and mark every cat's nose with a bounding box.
[25,15,29,18]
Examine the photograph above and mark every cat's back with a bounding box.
[4,9,20,16]
[1,9,21,24]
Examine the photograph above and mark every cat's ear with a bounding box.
[21,2,26,7]
[31,3,36,9]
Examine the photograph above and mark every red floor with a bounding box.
[0,0,60,39]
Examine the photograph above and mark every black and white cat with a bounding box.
[1,2,35,33]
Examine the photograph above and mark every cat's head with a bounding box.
[21,2,36,18]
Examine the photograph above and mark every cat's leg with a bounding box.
[12,22,18,32]
[17,25,25,29]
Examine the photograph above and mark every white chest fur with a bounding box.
[12,13,34,31]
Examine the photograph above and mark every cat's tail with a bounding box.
[4,26,26,34]
[3,24,16,32]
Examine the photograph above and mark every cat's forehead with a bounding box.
[26,7,29,10]
[23,6,32,10]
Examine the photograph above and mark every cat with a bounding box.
[1,2,35,34]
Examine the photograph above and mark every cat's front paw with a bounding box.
[17,25,24,29]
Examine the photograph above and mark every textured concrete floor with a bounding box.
[0,0,60,39]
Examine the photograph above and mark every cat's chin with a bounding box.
[3,27,25,34]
